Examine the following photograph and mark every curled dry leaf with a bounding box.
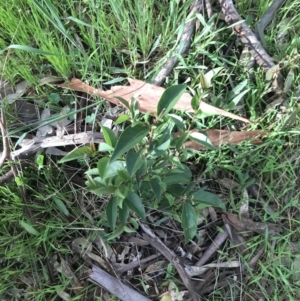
[58,257,82,296]
[56,78,251,123]
[223,212,282,236]
[72,237,93,254]
[174,129,265,150]
[0,80,29,104]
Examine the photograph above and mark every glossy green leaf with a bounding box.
[191,94,200,111]
[124,225,136,233]
[115,114,130,125]
[101,125,117,148]
[181,202,198,243]
[97,157,110,179]
[157,84,186,117]
[87,161,126,178]
[20,221,39,236]
[92,186,117,196]
[107,224,125,241]
[114,96,130,109]
[130,217,139,229]
[168,114,185,131]
[149,120,174,157]
[126,149,144,177]
[110,124,149,162]
[189,132,214,150]
[99,143,114,152]
[150,178,162,201]
[191,187,226,210]
[119,203,130,224]
[125,192,146,221]
[53,197,69,216]
[59,146,93,163]
[176,131,190,151]
[163,168,191,184]
[106,197,118,230]
[117,169,131,181]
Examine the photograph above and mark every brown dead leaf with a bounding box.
[56,78,251,123]
[59,257,82,295]
[174,129,265,150]
[223,212,282,236]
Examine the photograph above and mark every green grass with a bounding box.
[1,0,300,300]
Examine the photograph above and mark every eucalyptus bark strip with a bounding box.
[152,0,203,86]
[218,0,275,71]
[89,265,151,301]
[255,0,287,38]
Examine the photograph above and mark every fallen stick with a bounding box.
[88,265,151,301]
[10,132,103,160]
[218,0,275,71]
[152,0,203,86]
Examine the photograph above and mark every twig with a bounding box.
[11,132,104,161]
[255,0,286,38]
[116,254,159,275]
[139,222,201,301]
[195,226,228,267]
[218,0,277,72]
[152,0,203,86]
[88,265,151,301]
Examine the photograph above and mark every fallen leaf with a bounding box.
[0,80,30,104]
[218,178,241,190]
[72,237,93,254]
[174,129,265,150]
[58,257,82,295]
[223,212,282,236]
[56,78,251,123]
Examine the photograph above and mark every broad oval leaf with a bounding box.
[87,161,126,178]
[115,114,130,125]
[126,149,144,177]
[150,178,163,201]
[189,132,214,149]
[157,84,186,117]
[106,197,118,230]
[191,187,226,210]
[168,114,185,131]
[101,125,117,148]
[110,124,149,163]
[119,203,130,225]
[181,202,197,243]
[176,131,190,151]
[92,186,117,196]
[125,192,146,221]
[99,142,115,152]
